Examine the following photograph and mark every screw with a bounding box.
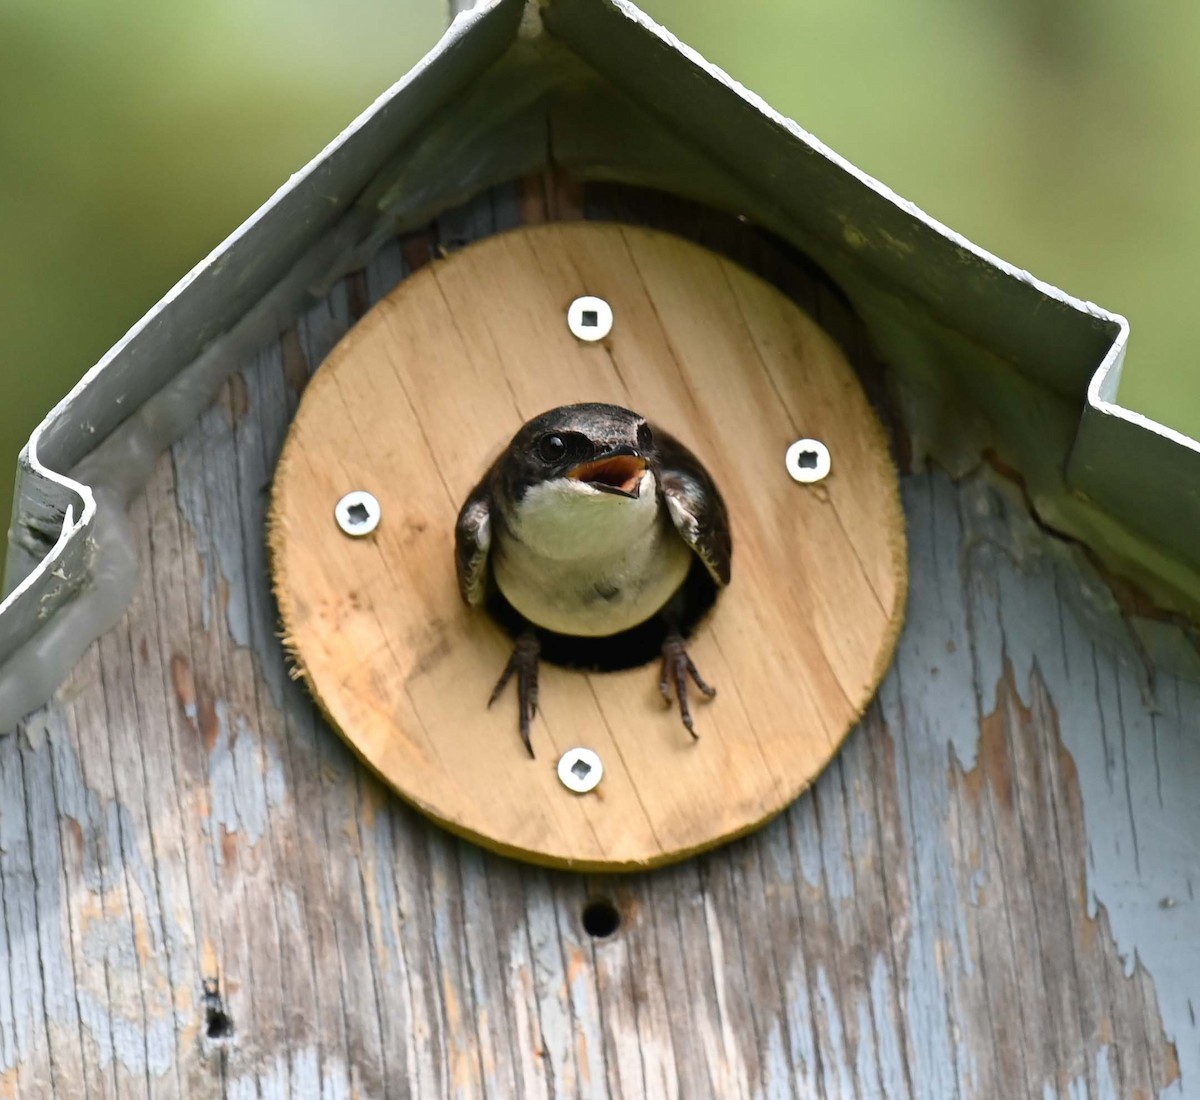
[557,747,604,793]
[785,439,831,484]
[567,296,614,342]
[335,491,381,537]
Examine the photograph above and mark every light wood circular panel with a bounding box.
[270,222,906,870]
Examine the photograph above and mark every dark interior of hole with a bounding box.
[581,309,599,327]
[347,502,370,524]
[202,976,234,1039]
[796,449,819,469]
[485,558,719,672]
[205,1006,234,1039]
[582,897,621,938]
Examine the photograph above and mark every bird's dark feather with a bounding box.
[653,426,732,587]
[454,471,494,606]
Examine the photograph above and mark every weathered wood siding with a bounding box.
[0,184,1195,1098]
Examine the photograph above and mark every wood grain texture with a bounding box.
[0,184,1193,1098]
[269,222,906,870]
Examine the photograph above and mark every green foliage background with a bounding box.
[2,0,1197,530]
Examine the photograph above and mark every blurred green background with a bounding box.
[3,0,1198,532]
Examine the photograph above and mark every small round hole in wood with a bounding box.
[269,222,907,871]
[582,897,621,939]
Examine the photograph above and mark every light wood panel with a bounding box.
[269,222,906,869]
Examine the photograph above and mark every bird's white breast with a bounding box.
[493,471,692,636]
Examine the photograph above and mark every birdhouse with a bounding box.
[2,0,1198,1094]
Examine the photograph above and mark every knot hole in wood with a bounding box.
[202,977,234,1041]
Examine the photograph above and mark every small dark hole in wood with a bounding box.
[581,309,599,327]
[571,759,592,781]
[582,897,621,939]
[206,1007,234,1040]
[202,977,234,1040]
[347,502,371,525]
[796,449,819,469]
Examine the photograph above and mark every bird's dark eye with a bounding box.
[636,421,653,452]
[537,434,567,464]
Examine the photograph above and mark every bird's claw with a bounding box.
[659,631,716,738]
[488,632,540,757]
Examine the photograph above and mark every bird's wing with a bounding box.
[454,478,493,606]
[655,428,732,587]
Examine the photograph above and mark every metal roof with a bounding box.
[2,0,1196,725]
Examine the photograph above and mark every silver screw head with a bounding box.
[557,747,604,793]
[785,438,831,484]
[334,490,381,537]
[567,296,614,342]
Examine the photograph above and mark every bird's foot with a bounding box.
[659,630,716,738]
[488,632,540,757]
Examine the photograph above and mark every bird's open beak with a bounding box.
[567,447,647,498]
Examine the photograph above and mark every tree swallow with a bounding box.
[455,402,731,756]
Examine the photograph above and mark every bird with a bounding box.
[454,402,731,757]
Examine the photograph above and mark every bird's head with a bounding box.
[499,403,655,507]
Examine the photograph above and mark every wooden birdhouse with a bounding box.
[2,1,1198,1095]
